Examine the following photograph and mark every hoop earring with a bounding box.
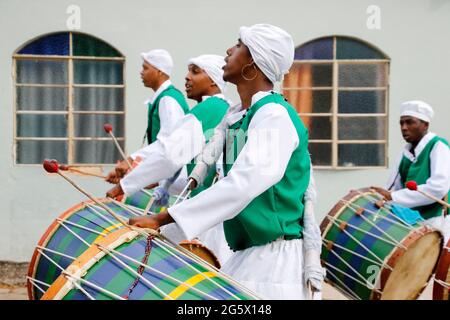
[241,63,257,81]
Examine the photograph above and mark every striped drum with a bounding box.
[321,188,442,300]
[39,228,257,300]
[433,238,450,300]
[118,189,176,214]
[27,198,141,300]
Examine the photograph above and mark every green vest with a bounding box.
[146,85,189,144]
[399,135,450,219]
[186,96,230,197]
[223,92,311,251]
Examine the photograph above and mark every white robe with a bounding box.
[129,80,188,189]
[168,91,310,299]
[386,132,450,243]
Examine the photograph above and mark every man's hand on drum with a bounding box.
[128,209,175,230]
[105,159,133,184]
[106,184,124,199]
[370,186,392,201]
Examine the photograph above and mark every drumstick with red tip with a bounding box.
[406,180,450,209]
[43,159,129,227]
[104,123,132,168]
[58,164,107,179]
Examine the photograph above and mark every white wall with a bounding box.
[1,0,449,261]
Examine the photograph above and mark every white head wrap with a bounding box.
[141,49,173,76]
[188,54,226,93]
[239,23,294,83]
[400,100,434,123]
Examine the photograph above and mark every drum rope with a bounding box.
[123,235,155,299]
[326,244,384,293]
[327,216,386,265]
[328,215,400,251]
[38,247,125,300]
[27,277,50,294]
[322,239,386,269]
[342,196,418,233]
[91,204,134,223]
[324,269,361,300]
[111,199,144,216]
[96,243,219,300]
[324,261,383,295]
[150,237,243,300]
[360,191,428,234]
[36,245,77,261]
[434,278,450,288]
[355,191,423,232]
[85,203,117,226]
[340,201,408,250]
[56,219,105,237]
[57,222,91,248]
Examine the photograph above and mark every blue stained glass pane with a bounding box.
[18,33,69,56]
[295,38,333,60]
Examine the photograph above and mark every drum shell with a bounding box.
[27,198,137,300]
[41,228,252,300]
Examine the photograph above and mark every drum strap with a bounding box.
[123,235,154,299]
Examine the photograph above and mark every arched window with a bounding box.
[283,36,390,169]
[13,32,125,165]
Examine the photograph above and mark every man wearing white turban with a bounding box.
[372,100,450,243]
[106,49,189,183]
[128,24,325,300]
[106,54,234,266]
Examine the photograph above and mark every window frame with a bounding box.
[13,32,126,167]
[282,36,390,170]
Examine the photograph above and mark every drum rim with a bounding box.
[320,187,373,236]
[41,227,138,300]
[375,225,441,300]
[432,238,450,300]
[27,198,112,300]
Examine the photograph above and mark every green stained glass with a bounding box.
[73,33,122,57]
[336,37,386,60]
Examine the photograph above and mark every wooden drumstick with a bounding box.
[58,164,107,179]
[104,123,132,168]
[43,159,129,227]
[406,181,450,209]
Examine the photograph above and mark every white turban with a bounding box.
[141,49,173,76]
[239,24,294,83]
[188,54,226,93]
[400,100,434,123]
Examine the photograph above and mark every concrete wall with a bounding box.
[1,0,449,261]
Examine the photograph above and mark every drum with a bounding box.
[118,189,177,214]
[321,188,442,300]
[27,198,139,300]
[39,228,256,300]
[433,239,450,300]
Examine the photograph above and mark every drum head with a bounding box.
[381,230,442,299]
[179,240,221,269]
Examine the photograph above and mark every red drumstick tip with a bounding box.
[59,164,69,171]
[43,159,59,173]
[406,180,418,191]
[104,123,113,133]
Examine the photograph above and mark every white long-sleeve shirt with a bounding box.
[121,94,226,195]
[386,132,450,208]
[131,80,186,160]
[168,91,300,240]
